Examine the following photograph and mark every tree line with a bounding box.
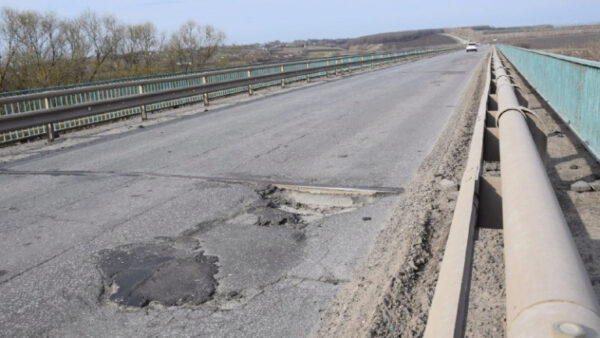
[0,8,225,92]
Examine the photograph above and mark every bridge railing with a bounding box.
[497,44,600,160]
[0,47,457,144]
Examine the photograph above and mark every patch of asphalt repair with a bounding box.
[97,184,386,310]
[98,238,219,308]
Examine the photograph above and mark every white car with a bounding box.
[466,43,478,52]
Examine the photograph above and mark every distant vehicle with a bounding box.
[466,43,478,52]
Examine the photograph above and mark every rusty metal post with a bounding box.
[138,85,147,121]
[43,97,55,141]
[280,65,286,88]
[493,48,600,337]
[202,76,209,106]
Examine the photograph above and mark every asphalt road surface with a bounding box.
[0,48,487,337]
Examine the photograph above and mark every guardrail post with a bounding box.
[280,66,286,88]
[326,60,330,77]
[306,63,310,82]
[335,60,340,75]
[247,70,254,95]
[43,97,56,141]
[202,76,209,106]
[138,85,147,121]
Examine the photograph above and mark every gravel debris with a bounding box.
[571,180,592,192]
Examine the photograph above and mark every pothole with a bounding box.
[97,237,218,308]
[96,183,392,309]
[251,184,382,225]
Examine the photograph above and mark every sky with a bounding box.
[2,0,599,44]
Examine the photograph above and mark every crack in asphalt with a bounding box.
[0,193,182,286]
[0,168,403,194]
[215,273,346,313]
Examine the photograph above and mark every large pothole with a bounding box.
[97,237,218,308]
[251,184,381,225]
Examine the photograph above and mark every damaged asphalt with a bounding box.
[0,49,486,336]
[97,184,383,311]
[98,239,219,308]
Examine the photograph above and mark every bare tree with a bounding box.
[38,12,66,86]
[167,21,198,72]
[0,8,19,91]
[120,22,160,74]
[2,10,67,88]
[167,20,225,72]
[61,17,91,83]
[200,24,226,65]
[0,8,225,92]
[80,11,123,81]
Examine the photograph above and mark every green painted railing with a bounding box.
[498,44,600,161]
[0,52,404,99]
[0,47,456,144]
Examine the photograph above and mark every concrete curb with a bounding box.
[423,51,492,337]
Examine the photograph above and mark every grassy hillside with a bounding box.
[214,29,459,66]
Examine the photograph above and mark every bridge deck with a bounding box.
[0,48,487,336]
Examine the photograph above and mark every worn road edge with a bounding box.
[424,51,491,337]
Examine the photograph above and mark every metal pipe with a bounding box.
[493,48,600,337]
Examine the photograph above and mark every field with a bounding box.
[213,29,459,66]
[448,24,600,61]
[217,23,600,68]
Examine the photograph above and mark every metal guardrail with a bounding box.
[497,44,600,161]
[0,51,429,99]
[0,47,457,143]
